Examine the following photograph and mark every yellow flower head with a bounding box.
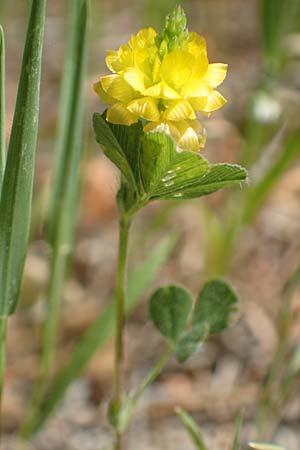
[94,6,227,152]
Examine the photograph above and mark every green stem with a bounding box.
[0,315,7,436]
[113,215,131,450]
[132,347,173,405]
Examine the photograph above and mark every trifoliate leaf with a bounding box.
[140,132,247,201]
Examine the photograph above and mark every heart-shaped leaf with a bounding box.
[140,132,247,200]
[150,285,193,343]
[193,279,239,334]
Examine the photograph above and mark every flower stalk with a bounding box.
[113,213,131,450]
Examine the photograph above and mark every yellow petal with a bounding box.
[203,90,227,112]
[189,97,207,112]
[143,82,162,97]
[118,44,134,67]
[176,120,201,152]
[160,49,195,91]
[106,103,138,126]
[188,32,207,58]
[163,100,196,121]
[143,120,182,143]
[181,80,211,97]
[161,82,182,99]
[129,27,157,50]
[93,81,116,104]
[204,63,228,88]
[123,67,147,92]
[105,50,122,73]
[152,54,161,82]
[127,97,160,121]
[105,45,133,73]
[101,74,136,103]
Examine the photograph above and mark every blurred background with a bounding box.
[1,0,300,449]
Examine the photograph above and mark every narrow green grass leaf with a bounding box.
[241,132,300,225]
[20,1,89,436]
[42,0,88,347]
[23,234,177,435]
[176,407,208,450]
[261,0,300,68]
[47,0,88,243]
[0,0,46,315]
[231,413,243,450]
[0,25,5,188]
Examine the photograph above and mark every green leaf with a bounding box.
[23,0,89,426]
[176,407,208,450]
[193,279,239,335]
[93,113,139,190]
[0,25,5,189]
[21,234,177,436]
[180,163,248,200]
[47,0,88,243]
[231,413,243,450]
[0,0,46,315]
[241,132,300,225]
[140,132,208,199]
[140,132,247,200]
[107,120,144,186]
[248,443,285,450]
[261,0,300,72]
[150,285,193,343]
[174,324,207,363]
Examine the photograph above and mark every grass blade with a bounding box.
[47,0,88,243]
[176,407,208,450]
[231,413,243,450]
[241,132,300,225]
[40,0,88,381]
[0,25,5,188]
[261,0,300,73]
[0,0,46,316]
[22,234,177,436]
[20,0,89,437]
